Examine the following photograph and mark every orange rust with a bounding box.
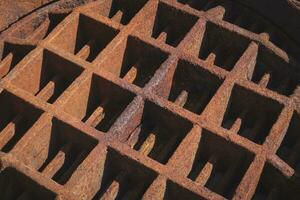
[0,0,299,199]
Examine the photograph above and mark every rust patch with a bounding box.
[0,0,300,199]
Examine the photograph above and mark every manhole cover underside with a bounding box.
[0,0,299,199]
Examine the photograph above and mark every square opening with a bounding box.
[276,111,300,172]
[199,22,250,71]
[177,0,267,35]
[163,180,205,200]
[91,0,148,25]
[0,42,35,78]
[151,2,198,47]
[127,101,193,164]
[177,0,300,61]
[221,85,283,144]
[51,14,119,62]
[252,163,300,200]
[11,49,83,104]
[248,46,300,96]
[92,147,157,199]
[220,4,299,60]
[188,129,254,198]
[167,60,223,115]
[177,0,300,60]
[24,118,98,184]
[0,168,56,199]
[19,118,98,185]
[0,90,43,153]
[64,74,135,132]
[102,36,168,87]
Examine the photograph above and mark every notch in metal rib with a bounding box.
[36,74,62,101]
[175,90,188,107]
[260,32,270,41]
[206,52,216,64]
[195,155,218,185]
[99,171,126,200]
[85,99,109,128]
[42,143,72,178]
[111,10,123,23]
[157,26,169,43]
[206,5,226,19]
[86,106,105,128]
[229,110,247,133]
[75,39,95,60]
[230,118,242,133]
[58,150,88,184]
[138,133,156,156]
[123,58,143,84]
[259,73,271,88]
[123,66,138,83]
[0,114,22,150]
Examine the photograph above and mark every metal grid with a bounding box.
[0,0,299,199]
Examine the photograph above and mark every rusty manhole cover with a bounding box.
[0,0,299,199]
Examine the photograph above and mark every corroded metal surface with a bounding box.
[0,0,58,32]
[0,0,300,199]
